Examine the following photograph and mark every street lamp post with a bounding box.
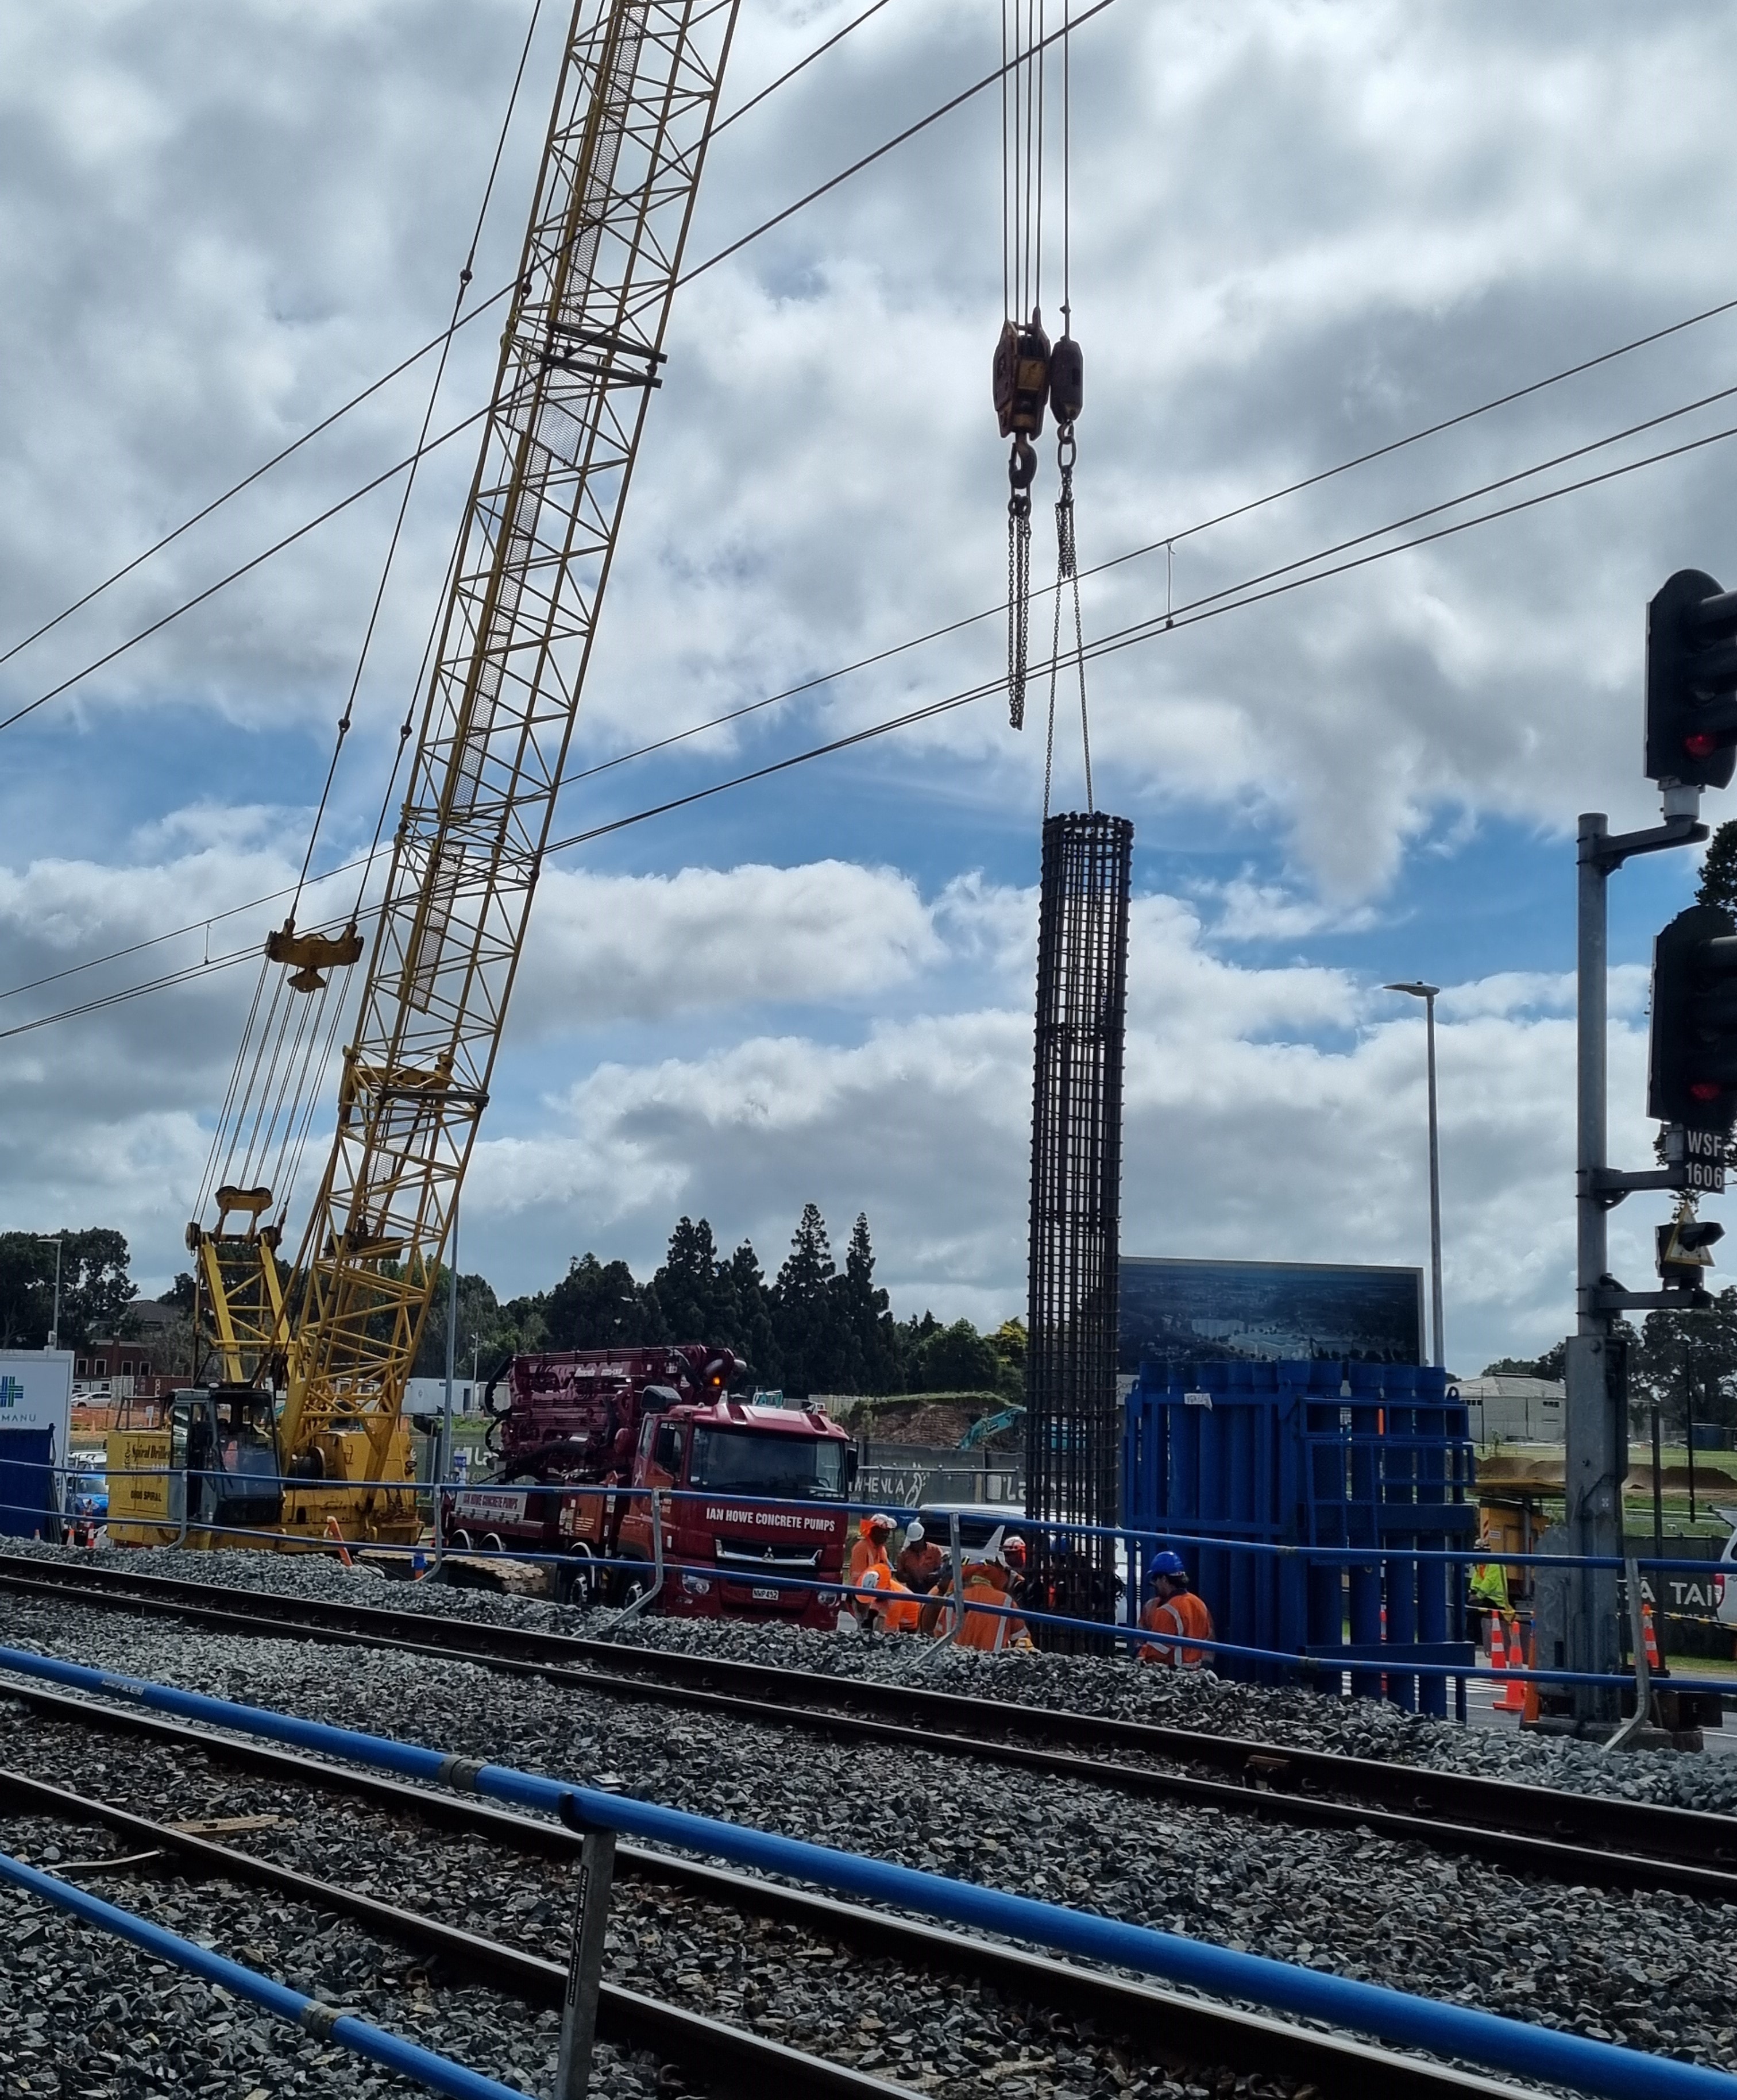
[1385,982,1445,1371]
[36,1236,63,1353]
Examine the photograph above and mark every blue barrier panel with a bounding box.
[1125,1361,1476,1704]
[0,1430,56,1539]
[0,1846,526,2100]
[0,1644,1730,2100]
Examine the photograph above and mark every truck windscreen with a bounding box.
[689,1427,846,1499]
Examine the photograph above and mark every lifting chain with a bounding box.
[1007,436,1037,729]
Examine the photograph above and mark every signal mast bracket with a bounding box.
[1580,810,1707,875]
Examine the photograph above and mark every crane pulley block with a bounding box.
[994,312,1052,439]
[1048,334,1083,428]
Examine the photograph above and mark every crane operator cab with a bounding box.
[168,1387,284,1539]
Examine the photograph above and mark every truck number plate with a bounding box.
[752,1586,780,1601]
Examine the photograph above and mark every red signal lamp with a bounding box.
[1691,1079,1724,1101]
[1687,731,1721,758]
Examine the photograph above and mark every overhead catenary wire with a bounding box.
[14,358,1737,1027]
[14,402,1737,1053]
[0,1,1120,754]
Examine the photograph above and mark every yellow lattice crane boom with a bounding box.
[110,0,738,1549]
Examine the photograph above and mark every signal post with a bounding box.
[1561,570,1737,1728]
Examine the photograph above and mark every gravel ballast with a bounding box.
[7,1536,1736,1812]
[1,1570,1736,2093]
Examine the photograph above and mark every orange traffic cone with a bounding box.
[1495,1615,1526,1712]
[1519,1624,1541,1724]
[1642,1600,1662,1672]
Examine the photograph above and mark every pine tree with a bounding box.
[655,1215,723,1340]
[834,1213,901,1393]
[542,1253,659,1349]
[1698,820,1737,913]
[772,1203,846,1396]
[727,1239,781,1386]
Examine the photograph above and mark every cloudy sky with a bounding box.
[2,0,1736,1373]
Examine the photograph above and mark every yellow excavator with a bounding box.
[109,0,739,1549]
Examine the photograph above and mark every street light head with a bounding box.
[1384,980,1441,1000]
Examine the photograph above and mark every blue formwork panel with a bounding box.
[1122,1362,1476,1706]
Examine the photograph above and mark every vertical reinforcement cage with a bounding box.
[1025,811,1134,1640]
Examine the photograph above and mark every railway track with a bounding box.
[0,1682,1532,2099]
[2,1549,1732,1906]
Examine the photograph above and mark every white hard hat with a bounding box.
[905,1520,924,1543]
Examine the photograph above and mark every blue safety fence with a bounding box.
[5,1452,1734,1703]
[0,1844,528,2100]
[0,1643,1727,2100]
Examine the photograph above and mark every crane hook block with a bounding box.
[1049,335,1083,427]
[265,917,365,994]
[993,312,1052,439]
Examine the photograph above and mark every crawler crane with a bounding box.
[109,0,739,1549]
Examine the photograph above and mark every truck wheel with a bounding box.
[612,1553,654,1608]
[555,1545,597,1607]
[451,1529,474,1552]
[482,1532,506,1557]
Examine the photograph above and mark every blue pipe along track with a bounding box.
[0,1641,1731,2100]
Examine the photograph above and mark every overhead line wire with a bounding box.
[13,400,1737,1047]
[677,0,1120,288]
[712,0,895,137]
[0,403,492,738]
[0,287,512,682]
[13,364,1737,1014]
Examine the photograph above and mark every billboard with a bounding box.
[1118,1257,1424,1372]
[0,1352,73,1447]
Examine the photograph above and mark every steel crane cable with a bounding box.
[15,396,1737,1050]
[711,0,895,138]
[0,0,896,689]
[0,3,1101,743]
[11,361,1737,1032]
[199,0,547,1237]
[539,400,1737,853]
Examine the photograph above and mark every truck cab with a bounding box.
[611,1398,853,1623]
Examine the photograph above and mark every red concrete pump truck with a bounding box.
[441,1346,855,1627]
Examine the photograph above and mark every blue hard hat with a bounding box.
[1149,1550,1185,1581]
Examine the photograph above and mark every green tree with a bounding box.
[0,1227,136,1347]
[1697,820,1737,913]
[916,1318,1002,1393]
[655,1217,731,1341]
[771,1203,851,1396]
[165,1272,197,1312]
[1481,1339,1568,1381]
[727,1239,781,1386]
[1633,1295,1737,1432]
[831,1213,901,1394]
[542,1253,661,1350]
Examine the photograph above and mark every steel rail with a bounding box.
[0,1761,913,2100]
[2,1551,1731,1897]
[0,1729,1531,2100]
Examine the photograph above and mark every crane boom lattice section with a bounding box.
[275,0,737,1468]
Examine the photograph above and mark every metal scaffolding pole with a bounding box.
[1025,810,1133,1643]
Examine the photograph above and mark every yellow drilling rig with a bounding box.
[109,0,738,1550]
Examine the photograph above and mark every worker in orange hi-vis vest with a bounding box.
[957,1537,1035,1652]
[855,1559,923,1634]
[1137,1552,1214,1667]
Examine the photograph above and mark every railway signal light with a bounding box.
[1646,568,1737,790]
[1657,1206,1723,1292]
[1648,902,1737,1133]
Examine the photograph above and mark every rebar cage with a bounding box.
[1025,810,1133,1640]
